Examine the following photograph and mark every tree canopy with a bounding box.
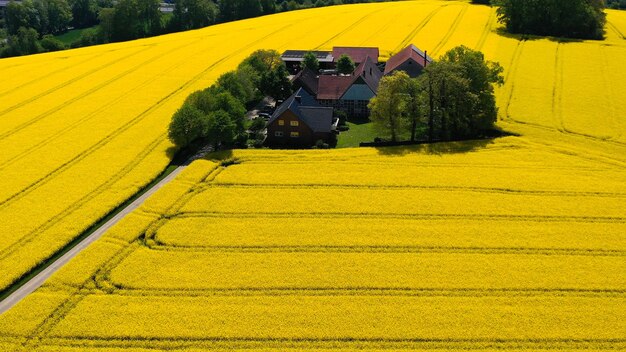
[336,54,355,75]
[495,0,606,40]
[303,51,319,72]
[369,46,504,143]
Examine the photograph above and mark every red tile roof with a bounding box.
[332,47,379,64]
[316,57,383,100]
[317,75,354,100]
[384,44,433,75]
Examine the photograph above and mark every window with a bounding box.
[278,119,284,126]
[275,131,283,137]
[290,120,299,127]
[290,132,299,138]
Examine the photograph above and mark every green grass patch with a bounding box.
[54,26,97,45]
[336,120,379,148]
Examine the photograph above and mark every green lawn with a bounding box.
[54,26,97,45]
[336,120,379,148]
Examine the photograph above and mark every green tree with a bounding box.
[439,46,503,136]
[2,26,41,57]
[171,0,217,31]
[40,33,66,51]
[405,77,424,142]
[216,68,257,105]
[368,71,411,142]
[302,51,319,72]
[205,109,238,149]
[43,0,72,34]
[336,54,355,75]
[97,7,115,42]
[168,103,207,148]
[69,0,98,28]
[495,0,606,39]
[111,0,160,41]
[238,48,282,82]
[237,0,262,19]
[260,0,276,14]
[5,0,39,35]
[260,63,293,101]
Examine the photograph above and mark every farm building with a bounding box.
[316,56,383,118]
[384,44,433,77]
[332,46,379,65]
[265,88,335,148]
[281,50,334,73]
[281,46,379,74]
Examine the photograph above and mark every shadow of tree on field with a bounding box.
[374,129,519,156]
[374,139,495,156]
[494,27,585,43]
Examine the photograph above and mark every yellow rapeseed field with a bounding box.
[1,0,625,350]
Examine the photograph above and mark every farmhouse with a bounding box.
[316,56,383,118]
[265,88,335,148]
[384,44,433,78]
[270,44,429,147]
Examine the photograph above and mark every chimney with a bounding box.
[424,50,428,67]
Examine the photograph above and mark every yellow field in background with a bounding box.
[1,0,626,350]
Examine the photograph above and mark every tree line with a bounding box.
[168,49,293,150]
[369,46,504,143]
[0,0,395,58]
[494,0,607,40]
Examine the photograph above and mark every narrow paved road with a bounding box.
[0,163,190,315]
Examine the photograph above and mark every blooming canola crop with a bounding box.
[0,0,626,350]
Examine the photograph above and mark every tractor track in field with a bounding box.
[313,7,382,50]
[0,53,105,99]
[475,9,496,51]
[0,46,149,123]
[0,20,303,323]
[0,36,222,172]
[394,5,447,54]
[18,335,626,351]
[0,22,296,210]
[430,4,469,57]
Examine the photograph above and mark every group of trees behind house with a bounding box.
[369,46,504,143]
[0,0,389,58]
[495,0,606,40]
[168,49,292,150]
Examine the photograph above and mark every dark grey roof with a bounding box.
[292,67,319,96]
[281,50,334,63]
[269,88,333,133]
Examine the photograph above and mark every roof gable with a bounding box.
[384,44,433,75]
[269,88,333,133]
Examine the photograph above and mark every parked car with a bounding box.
[260,105,274,114]
[258,112,272,120]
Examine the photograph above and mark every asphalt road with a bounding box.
[0,164,188,315]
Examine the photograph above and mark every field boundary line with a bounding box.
[206,183,626,198]
[28,336,626,351]
[144,243,626,257]
[93,285,626,298]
